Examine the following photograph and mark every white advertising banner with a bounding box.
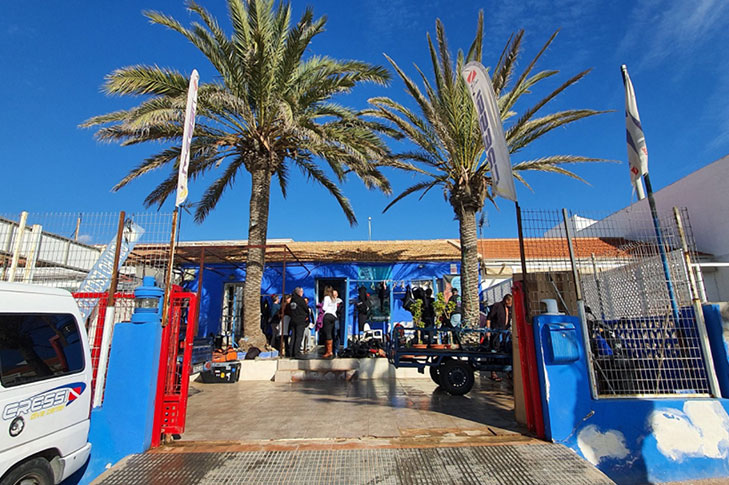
[176,69,200,207]
[77,221,145,320]
[462,61,517,202]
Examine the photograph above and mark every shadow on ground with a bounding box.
[183,372,525,442]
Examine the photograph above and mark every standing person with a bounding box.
[321,286,341,359]
[422,288,435,327]
[261,296,271,336]
[269,294,281,347]
[289,287,309,359]
[356,286,370,339]
[447,288,461,327]
[333,289,344,356]
[281,294,292,353]
[485,294,513,381]
[304,297,315,353]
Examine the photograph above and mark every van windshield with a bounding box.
[0,313,85,388]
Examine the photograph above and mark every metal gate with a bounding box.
[151,290,198,447]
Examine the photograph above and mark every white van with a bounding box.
[0,282,92,485]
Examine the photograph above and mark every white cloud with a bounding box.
[577,425,630,465]
[620,0,729,68]
[649,400,729,461]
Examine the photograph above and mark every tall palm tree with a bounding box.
[83,0,396,348]
[368,12,606,327]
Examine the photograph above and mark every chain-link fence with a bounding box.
[520,207,717,398]
[0,211,173,292]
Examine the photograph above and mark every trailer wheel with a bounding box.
[429,365,440,385]
[439,360,474,395]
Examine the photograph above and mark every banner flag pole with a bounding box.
[621,65,679,322]
[162,69,199,327]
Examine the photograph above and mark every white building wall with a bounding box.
[591,155,729,301]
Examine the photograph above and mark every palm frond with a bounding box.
[293,159,357,225]
[465,11,484,63]
[87,0,394,227]
[383,180,443,213]
[102,65,189,97]
[194,156,246,222]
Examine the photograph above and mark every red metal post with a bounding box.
[513,281,545,439]
[73,291,134,399]
[151,301,173,448]
[174,292,197,434]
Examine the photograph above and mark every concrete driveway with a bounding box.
[182,375,524,443]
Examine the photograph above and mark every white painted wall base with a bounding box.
[239,360,278,381]
[228,358,430,383]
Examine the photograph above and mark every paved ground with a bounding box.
[94,373,618,484]
[183,375,523,442]
[95,444,615,484]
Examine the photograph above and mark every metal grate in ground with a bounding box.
[95,444,614,484]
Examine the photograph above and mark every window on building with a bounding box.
[0,313,85,388]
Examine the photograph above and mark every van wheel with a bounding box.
[0,458,54,485]
[438,360,474,396]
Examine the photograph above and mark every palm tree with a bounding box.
[82,0,396,349]
[368,12,606,327]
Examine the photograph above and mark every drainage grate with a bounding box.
[96,445,614,484]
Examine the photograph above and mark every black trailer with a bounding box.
[386,327,512,395]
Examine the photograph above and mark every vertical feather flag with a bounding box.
[621,65,648,192]
[462,61,517,202]
[176,69,200,207]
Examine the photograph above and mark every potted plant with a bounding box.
[431,292,455,349]
[408,299,427,348]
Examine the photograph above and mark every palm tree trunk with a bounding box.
[458,206,480,328]
[242,168,271,349]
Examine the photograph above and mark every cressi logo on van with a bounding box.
[2,382,86,421]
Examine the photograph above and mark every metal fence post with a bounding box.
[7,211,28,282]
[673,207,720,397]
[161,208,180,328]
[22,224,43,283]
[93,211,126,407]
[280,249,287,357]
[562,208,598,399]
[195,247,205,337]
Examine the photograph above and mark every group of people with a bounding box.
[264,288,313,359]
[261,286,344,359]
[403,285,462,327]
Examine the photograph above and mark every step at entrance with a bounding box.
[96,443,616,484]
[274,358,360,382]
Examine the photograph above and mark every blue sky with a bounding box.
[1,0,728,242]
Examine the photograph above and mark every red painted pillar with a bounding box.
[513,281,545,439]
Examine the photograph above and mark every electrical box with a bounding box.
[546,322,580,364]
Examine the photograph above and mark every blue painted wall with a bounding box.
[704,303,729,398]
[184,261,459,338]
[75,320,162,485]
[534,305,729,484]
